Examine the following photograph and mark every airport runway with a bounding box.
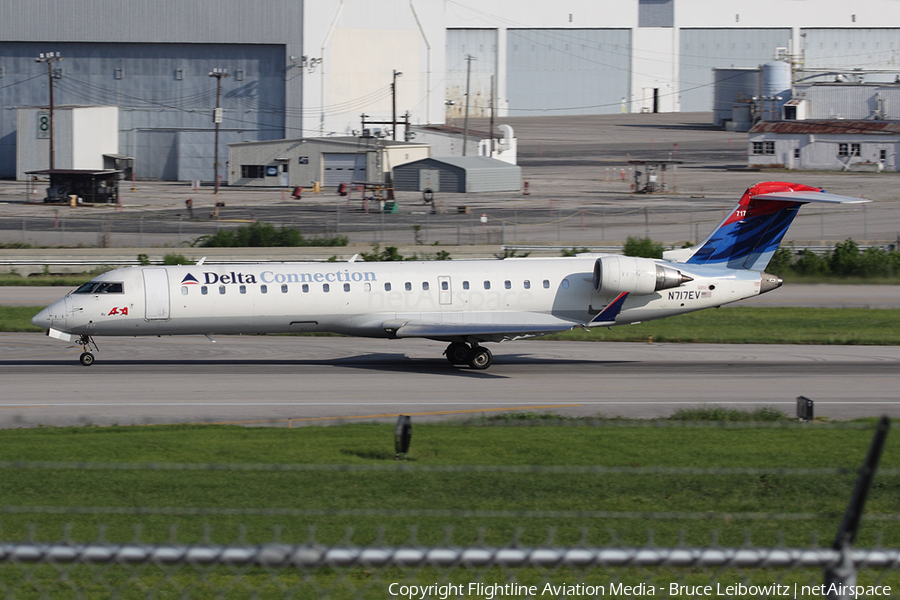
[1,333,897,428]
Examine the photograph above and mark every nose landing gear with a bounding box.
[444,342,493,370]
[77,335,98,366]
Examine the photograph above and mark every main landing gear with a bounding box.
[444,342,493,370]
[77,335,98,366]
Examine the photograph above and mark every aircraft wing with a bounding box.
[382,319,575,340]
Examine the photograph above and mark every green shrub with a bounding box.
[194,222,347,248]
[623,236,663,259]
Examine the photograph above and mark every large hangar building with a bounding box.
[1,0,898,180]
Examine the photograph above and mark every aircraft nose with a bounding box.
[32,306,52,328]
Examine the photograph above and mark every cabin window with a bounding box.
[365,282,372,292]
[181,286,188,296]
[405,282,412,291]
[201,286,208,295]
[422,282,429,291]
[384,282,392,291]
[323,283,330,292]
[483,280,491,290]
[562,279,570,289]
[524,280,531,289]
[281,284,288,293]
[239,285,246,294]
[441,281,449,291]
[543,279,550,288]
[504,280,511,289]
[343,283,350,292]
[463,281,469,290]
[218,285,226,295]
[261,285,267,294]
[302,284,309,293]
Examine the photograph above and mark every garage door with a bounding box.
[322,153,366,187]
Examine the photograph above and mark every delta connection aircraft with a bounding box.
[33,182,867,369]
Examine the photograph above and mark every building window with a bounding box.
[638,0,673,27]
[752,141,775,155]
[794,149,800,159]
[881,149,887,161]
[241,165,265,179]
[838,143,861,157]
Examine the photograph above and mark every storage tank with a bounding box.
[762,61,792,120]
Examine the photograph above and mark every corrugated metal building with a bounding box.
[228,137,429,188]
[748,121,900,171]
[393,157,521,193]
[3,0,900,180]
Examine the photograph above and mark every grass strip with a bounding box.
[0,421,896,597]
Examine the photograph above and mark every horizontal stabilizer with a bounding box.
[752,191,869,204]
[590,292,629,326]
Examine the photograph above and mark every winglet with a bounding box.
[590,292,629,326]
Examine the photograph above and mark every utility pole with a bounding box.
[209,68,229,212]
[489,74,495,157]
[391,69,402,141]
[35,52,63,170]
[462,55,474,156]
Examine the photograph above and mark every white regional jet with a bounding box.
[33,182,866,369]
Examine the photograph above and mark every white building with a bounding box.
[748,121,900,171]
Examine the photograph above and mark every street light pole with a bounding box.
[392,69,402,141]
[35,52,63,170]
[209,68,230,212]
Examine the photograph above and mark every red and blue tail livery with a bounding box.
[670,182,867,271]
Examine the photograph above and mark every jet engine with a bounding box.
[593,256,692,296]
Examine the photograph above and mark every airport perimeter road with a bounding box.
[1,334,897,428]
[5,284,900,308]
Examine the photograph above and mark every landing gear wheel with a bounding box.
[79,352,95,366]
[467,346,493,370]
[445,342,470,365]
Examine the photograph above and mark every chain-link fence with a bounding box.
[0,201,876,249]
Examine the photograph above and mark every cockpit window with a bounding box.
[73,282,124,294]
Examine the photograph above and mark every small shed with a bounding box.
[392,156,522,193]
[26,169,121,203]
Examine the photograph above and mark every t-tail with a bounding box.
[663,181,869,270]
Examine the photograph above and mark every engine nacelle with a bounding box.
[593,256,692,296]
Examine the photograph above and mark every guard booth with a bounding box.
[26,169,122,204]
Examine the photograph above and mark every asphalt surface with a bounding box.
[1,334,898,427]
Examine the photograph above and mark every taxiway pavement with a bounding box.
[1,333,897,428]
